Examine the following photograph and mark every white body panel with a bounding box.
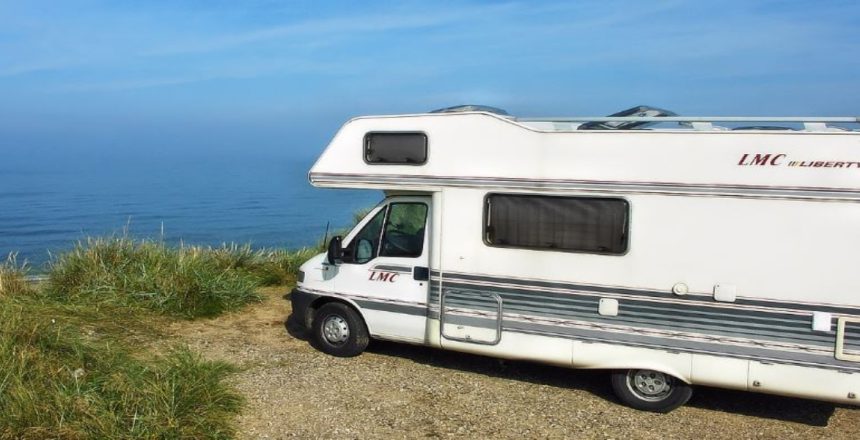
[437,188,859,305]
[298,111,860,406]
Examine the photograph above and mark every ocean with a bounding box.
[0,151,381,269]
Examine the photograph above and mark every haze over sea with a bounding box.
[1,149,380,268]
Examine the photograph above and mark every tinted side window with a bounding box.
[364,132,427,164]
[380,203,428,258]
[485,194,629,255]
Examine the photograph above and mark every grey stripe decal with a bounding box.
[439,283,831,339]
[311,172,860,203]
[355,299,427,317]
[432,289,860,350]
[316,278,860,370]
[434,312,860,372]
[439,279,810,323]
[334,292,859,371]
[371,265,413,273]
[512,321,860,372]
[439,312,498,329]
[434,271,860,315]
[440,286,836,349]
[431,272,860,367]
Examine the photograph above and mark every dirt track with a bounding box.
[170,288,860,439]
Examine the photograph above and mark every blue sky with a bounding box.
[1,0,859,160]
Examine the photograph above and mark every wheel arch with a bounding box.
[601,362,692,384]
[306,295,372,334]
[572,341,693,383]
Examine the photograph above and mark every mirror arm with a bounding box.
[340,244,355,264]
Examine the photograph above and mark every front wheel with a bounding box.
[610,369,692,413]
[311,302,369,357]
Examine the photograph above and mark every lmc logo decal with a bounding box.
[738,153,860,169]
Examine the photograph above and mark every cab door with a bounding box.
[334,196,431,343]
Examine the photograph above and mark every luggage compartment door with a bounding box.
[440,289,502,345]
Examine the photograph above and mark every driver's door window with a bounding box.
[348,202,428,264]
[351,208,386,264]
[380,203,427,258]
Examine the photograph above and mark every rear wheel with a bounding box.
[610,369,692,413]
[311,302,369,357]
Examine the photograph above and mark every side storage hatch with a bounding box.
[440,290,502,345]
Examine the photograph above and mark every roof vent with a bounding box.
[430,104,509,115]
[578,105,677,130]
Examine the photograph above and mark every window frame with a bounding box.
[345,201,430,264]
[378,202,429,259]
[482,192,631,256]
[363,131,429,166]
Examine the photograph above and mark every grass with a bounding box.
[0,253,34,297]
[0,296,241,439]
[247,246,320,285]
[45,237,319,319]
[1,236,324,438]
[41,206,364,316]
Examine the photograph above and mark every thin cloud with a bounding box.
[143,3,523,57]
[55,58,356,92]
[1,0,858,117]
[0,60,79,78]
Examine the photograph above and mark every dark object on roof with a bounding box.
[731,126,795,131]
[430,104,509,115]
[578,105,678,130]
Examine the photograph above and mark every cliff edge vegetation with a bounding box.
[0,240,317,439]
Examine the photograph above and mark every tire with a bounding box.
[311,302,369,357]
[610,369,692,413]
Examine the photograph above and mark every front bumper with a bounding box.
[289,288,321,330]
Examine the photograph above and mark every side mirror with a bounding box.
[326,236,343,265]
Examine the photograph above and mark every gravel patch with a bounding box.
[169,288,860,439]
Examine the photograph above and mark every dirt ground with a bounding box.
[169,288,860,439]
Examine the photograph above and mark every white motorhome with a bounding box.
[291,105,860,412]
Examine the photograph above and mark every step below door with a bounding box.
[440,289,502,345]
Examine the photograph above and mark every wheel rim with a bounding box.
[322,315,350,345]
[626,369,673,402]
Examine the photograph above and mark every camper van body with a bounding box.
[291,110,860,411]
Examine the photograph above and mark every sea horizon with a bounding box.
[1,149,381,269]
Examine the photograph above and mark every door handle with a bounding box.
[413,266,429,281]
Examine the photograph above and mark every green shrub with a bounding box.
[198,242,317,286]
[0,298,241,439]
[246,247,319,286]
[46,238,262,318]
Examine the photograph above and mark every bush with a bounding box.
[0,231,337,438]
[0,298,241,439]
[46,238,262,318]
[0,253,34,297]
[201,242,318,286]
[245,247,319,286]
[43,237,323,318]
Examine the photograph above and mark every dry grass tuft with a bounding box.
[0,253,34,297]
